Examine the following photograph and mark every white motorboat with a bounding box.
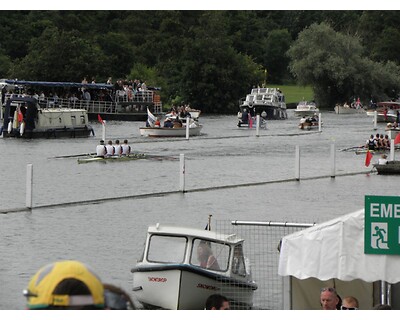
[131,223,257,310]
[294,101,319,117]
[238,87,287,123]
[141,107,203,137]
[139,123,203,137]
[0,96,94,138]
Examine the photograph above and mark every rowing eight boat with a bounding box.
[77,153,146,164]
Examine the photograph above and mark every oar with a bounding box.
[340,146,364,152]
[51,152,96,159]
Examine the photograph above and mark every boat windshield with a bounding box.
[190,238,230,272]
[147,235,187,264]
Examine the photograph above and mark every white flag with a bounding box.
[147,108,156,127]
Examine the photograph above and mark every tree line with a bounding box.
[0,11,399,112]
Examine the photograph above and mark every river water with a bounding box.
[0,109,398,310]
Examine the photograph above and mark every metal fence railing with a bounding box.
[214,220,314,310]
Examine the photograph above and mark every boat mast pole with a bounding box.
[208,214,212,231]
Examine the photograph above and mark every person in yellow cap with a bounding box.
[23,260,104,309]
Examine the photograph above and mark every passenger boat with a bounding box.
[238,87,287,123]
[131,223,257,310]
[77,153,147,164]
[373,161,400,175]
[294,101,319,117]
[0,96,94,138]
[366,101,400,123]
[334,103,366,114]
[1,79,163,121]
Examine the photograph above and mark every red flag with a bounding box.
[365,150,373,167]
[17,110,23,122]
[394,133,400,145]
[249,115,253,128]
[98,114,104,124]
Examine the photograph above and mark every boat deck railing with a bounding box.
[4,92,163,115]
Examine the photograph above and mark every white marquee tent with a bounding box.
[278,209,400,309]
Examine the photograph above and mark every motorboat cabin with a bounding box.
[131,224,257,310]
[238,87,287,125]
[1,96,94,138]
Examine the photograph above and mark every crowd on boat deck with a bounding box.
[1,77,158,107]
[145,104,199,129]
[365,133,391,150]
[96,139,131,157]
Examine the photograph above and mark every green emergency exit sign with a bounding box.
[365,195,400,255]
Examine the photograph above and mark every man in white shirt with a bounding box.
[96,140,106,157]
[114,140,122,156]
[378,154,388,165]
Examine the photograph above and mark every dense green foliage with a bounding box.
[1,11,400,112]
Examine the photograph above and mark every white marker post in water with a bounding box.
[390,139,395,161]
[26,164,33,209]
[318,113,322,132]
[330,143,336,178]
[256,115,260,137]
[102,120,106,142]
[180,154,185,192]
[295,146,300,181]
[373,111,378,130]
[186,117,190,140]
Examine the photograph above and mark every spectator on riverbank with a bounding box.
[341,296,359,310]
[320,287,341,310]
[23,260,105,309]
[205,294,230,310]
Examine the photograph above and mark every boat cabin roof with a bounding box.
[148,224,243,245]
[6,96,37,106]
[4,79,113,90]
[377,101,400,108]
[250,87,279,95]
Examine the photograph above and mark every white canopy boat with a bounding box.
[139,123,202,137]
[131,223,257,310]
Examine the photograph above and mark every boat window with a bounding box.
[147,235,187,264]
[80,115,85,124]
[190,239,230,272]
[232,245,246,277]
[247,96,254,102]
